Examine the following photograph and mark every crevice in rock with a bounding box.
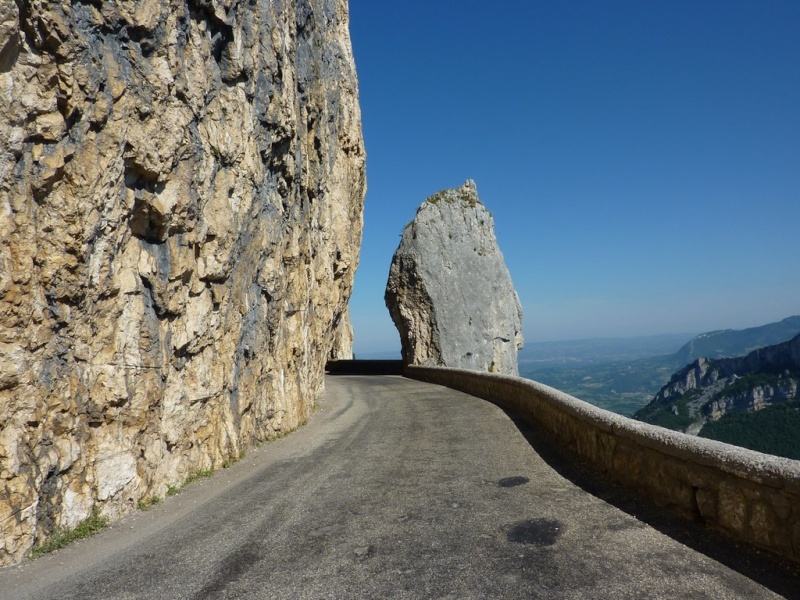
[125,157,169,244]
[15,0,39,53]
[691,486,705,523]
[129,197,169,244]
[222,71,248,87]
[188,3,234,69]
[127,24,160,58]
[0,30,20,73]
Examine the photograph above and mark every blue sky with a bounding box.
[346,1,800,356]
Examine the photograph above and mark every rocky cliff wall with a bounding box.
[635,335,800,434]
[0,0,365,565]
[656,334,800,403]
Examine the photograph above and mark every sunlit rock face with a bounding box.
[0,0,365,565]
[385,180,523,375]
[636,334,800,434]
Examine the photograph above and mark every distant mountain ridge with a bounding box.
[520,316,800,419]
[673,316,800,365]
[634,334,800,458]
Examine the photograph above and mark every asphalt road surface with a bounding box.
[1,375,798,599]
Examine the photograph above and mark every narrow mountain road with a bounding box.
[1,376,798,599]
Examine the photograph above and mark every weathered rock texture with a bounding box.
[635,334,800,435]
[0,0,365,566]
[385,181,523,375]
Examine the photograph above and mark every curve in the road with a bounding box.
[1,375,798,599]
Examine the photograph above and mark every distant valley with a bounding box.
[522,353,679,416]
[521,316,800,418]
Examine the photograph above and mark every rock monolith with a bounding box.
[0,0,365,565]
[385,181,523,375]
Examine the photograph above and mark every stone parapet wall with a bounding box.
[405,366,800,562]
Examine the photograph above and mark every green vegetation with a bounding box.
[30,510,108,558]
[699,400,800,460]
[426,190,482,208]
[426,191,446,205]
[184,467,215,485]
[221,452,242,469]
[137,495,161,511]
[150,454,245,504]
[158,466,216,501]
[633,389,703,431]
[458,191,482,207]
[713,370,799,401]
[522,354,677,416]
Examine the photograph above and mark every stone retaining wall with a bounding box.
[405,366,800,562]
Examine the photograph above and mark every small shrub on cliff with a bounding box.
[184,467,215,485]
[30,510,108,558]
[137,495,161,511]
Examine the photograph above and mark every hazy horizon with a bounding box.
[353,316,800,359]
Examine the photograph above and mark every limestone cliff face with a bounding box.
[635,335,800,434]
[0,0,365,565]
[385,181,523,375]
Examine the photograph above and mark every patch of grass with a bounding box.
[458,192,482,207]
[270,430,287,442]
[137,494,161,511]
[161,465,217,499]
[30,510,108,558]
[184,467,215,485]
[427,191,446,205]
[426,190,482,208]
[222,449,246,469]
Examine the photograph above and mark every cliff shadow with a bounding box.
[498,405,800,598]
[325,360,404,376]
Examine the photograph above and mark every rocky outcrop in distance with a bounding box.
[385,181,523,375]
[0,0,365,566]
[635,334,800,434]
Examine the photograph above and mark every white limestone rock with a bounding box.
[385,181,524,375]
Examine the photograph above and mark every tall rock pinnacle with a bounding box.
[385,181,524,375]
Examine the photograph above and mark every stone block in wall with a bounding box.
[695,487,718,522]
[716,483,748,535]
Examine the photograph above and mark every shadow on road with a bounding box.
[499,406,800,599]
[326,360,404,375]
